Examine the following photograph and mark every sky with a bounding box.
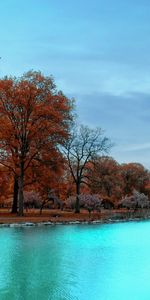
[0,0,150,167]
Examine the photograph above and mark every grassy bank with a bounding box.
[0,208,150,225]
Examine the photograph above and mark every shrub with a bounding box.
[81,194,102,215]
[120,190,150,210]
[24,191,42,209]
[66,194,102,216]
[65,196,84,210]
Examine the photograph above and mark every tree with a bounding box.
[120,190,150,211]
[88,156,123,202]
[63,125,111,213]
[120,163,150,196]
[66,194,102,217]
[24,191,42,210]
[0,166,12,208]
[81,194,102,218]
[0,71,73,215]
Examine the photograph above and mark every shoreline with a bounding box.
[0,215,150,227]
[1,209,150,227]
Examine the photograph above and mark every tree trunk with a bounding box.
[40,200,46,215]
[88,210,91,219]
[75,182,80,213]
[18,161,24,216]
[11,175,18,213]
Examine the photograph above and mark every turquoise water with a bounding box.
[0,222,150,300]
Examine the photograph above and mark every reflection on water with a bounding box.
[0,222,150,299]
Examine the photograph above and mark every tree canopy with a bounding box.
[0,71,73,215]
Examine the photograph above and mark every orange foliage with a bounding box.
[0,71,73,214]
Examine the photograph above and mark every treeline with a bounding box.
[0,71,149,215]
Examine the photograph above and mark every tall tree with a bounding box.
[0,71,73,215]
[87,156,123,200]
[63,125,111,213]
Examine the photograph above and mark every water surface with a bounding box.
[0,221,150,300]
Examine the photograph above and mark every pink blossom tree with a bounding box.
[120,190,150,211]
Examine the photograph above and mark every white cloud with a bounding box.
[117,142,150,152]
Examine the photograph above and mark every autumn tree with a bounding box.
[88,156,124,202]
[63,125,111,213]
[25,151,65,205]
[0,166,12,208]
[120,163,150,196]
[59,162,76,201]
[0,71,73,215]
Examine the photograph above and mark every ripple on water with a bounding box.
[0,222,150,300]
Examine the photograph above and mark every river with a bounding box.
[0,221,150,300]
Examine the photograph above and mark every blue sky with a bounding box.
[0,0,150,167]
